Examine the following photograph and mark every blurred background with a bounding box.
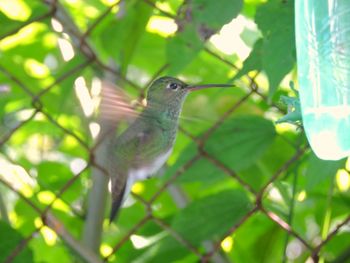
[0,0,349,262]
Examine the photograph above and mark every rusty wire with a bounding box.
[0,1,349,263]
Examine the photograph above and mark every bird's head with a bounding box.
[146,76,189,107]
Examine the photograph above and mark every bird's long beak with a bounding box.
[186,83,234,91]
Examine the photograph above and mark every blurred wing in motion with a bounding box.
[100,81,138,124]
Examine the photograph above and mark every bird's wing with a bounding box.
[100,81,138,122]
[109,122,164,222]
[115,120,168,167]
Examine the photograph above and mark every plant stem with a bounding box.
[82,151,109,253]
[82,93,116,252]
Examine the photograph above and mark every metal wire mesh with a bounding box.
[0,1,349,262]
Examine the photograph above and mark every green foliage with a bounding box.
[171,190,252,245]
[205,115,276,171]
[305,153,345,191]
[98,1,153,74]
[0,220,34,262]
[167,0,242,74]
[0,0,349,262]
[236,0,295,97]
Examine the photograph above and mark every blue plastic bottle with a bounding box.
[295,0,350,160]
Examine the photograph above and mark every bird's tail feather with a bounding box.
[109,183,126,223]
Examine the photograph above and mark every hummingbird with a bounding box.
[103,76,233,222]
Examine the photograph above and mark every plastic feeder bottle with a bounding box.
[295,0,350,160]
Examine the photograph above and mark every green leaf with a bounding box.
[167,0,242,74]
[305,153,345,191]
[191,0,243,30]
[233,38,263,80]
[232,214,285,262]
[255,0,295,97]
[0,12,23,37]
[166,25,204,75]
[204,115,276,171]
[0,220,34,263]
[171,190,252,245]
[98,1,153,74]
[238,135,297,191]
[30,236,72,263]
[37,161,82,202]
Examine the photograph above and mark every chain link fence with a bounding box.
[0,0,349,262]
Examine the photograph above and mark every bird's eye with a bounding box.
[168,82,179,90]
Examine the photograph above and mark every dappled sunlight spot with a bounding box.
[24,59,50,79]
[210,15,256,59]
[44,54,58,70]
[65,0,81,5]
[131,182,144,194]
[0,22,46,50]
[58,37,75,61]
[305,217,319,240]
[100,243,113,257]
[221,236,233,253]
[0,84,10,93]
[263,109,280,123]
[37,191,55,204]
[25,134,54,163]
[91,77,102,97]
[155,1,173,13]
[0,0,31,21]
[37,191,70,212]
[74,76,94,117]
[101,0,118,6]
[41,226,58,246]
[91,78,102,111]
[18,182,33,198]
[297,190,306,202]
[15,108,37,121]
[60,135,80,154]
[275,122,298,134]
[130,234,151,249]
[9,212,18,225]
[69,158,87,174]
[336,169,350,192]
[52,200,70,213]
[268,187,283,202]
[34,217,43,228]
[89,122,100,139]
[43,33,58,49]
[84,5,99,19]
[286,240,303,260]
[130,232,166,250]
[146,16,177,37]
[0,159,34,197]
[51,18,63,33]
